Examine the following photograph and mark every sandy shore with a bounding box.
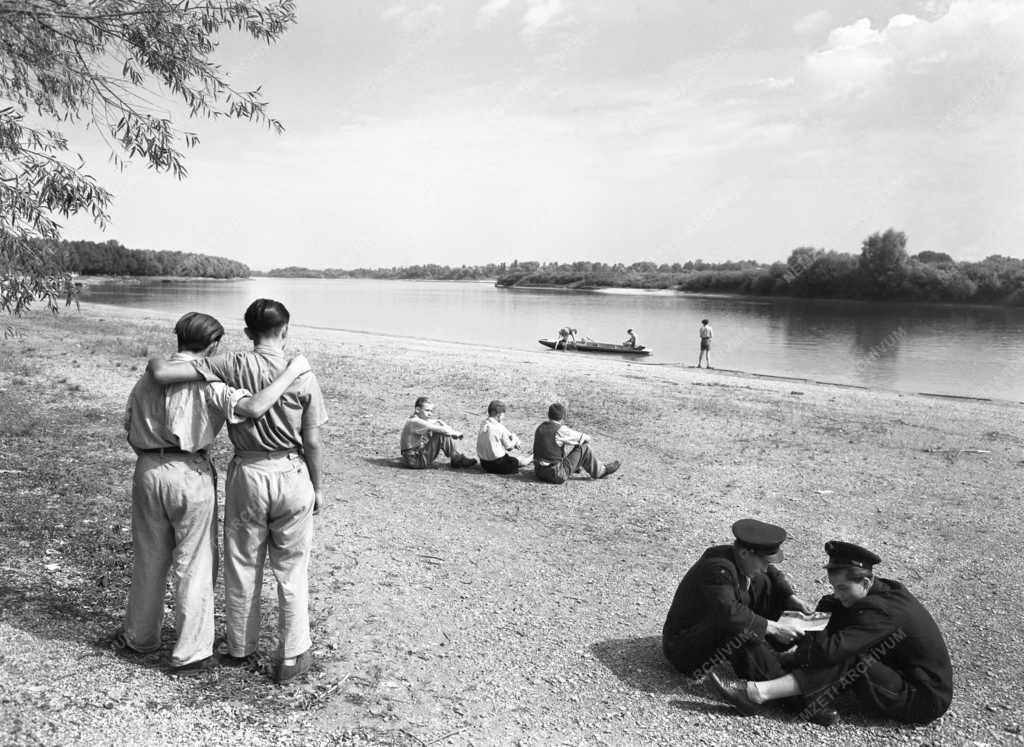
[1,303,1022,746]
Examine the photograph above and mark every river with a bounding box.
[79,277,1024,401]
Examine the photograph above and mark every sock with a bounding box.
[747,682,767,703]
[282,657,296,666]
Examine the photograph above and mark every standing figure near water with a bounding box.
[698,319,713,368]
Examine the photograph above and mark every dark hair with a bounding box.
[414,396,431,409]
[701,319,709,325]
[174,312,224,352]
[244,298,290,337]
[829,566,874,582]
[547,402,565,421]
[488,399,506,417]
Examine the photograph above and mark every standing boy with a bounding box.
[698,319,713,368]
[148,299,328,682]
[117,312,309,674]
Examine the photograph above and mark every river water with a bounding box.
[80,277,1024,401]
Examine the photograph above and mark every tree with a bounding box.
[858,229,909,296]
[0,0,295,315]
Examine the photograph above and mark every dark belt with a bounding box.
[139,446,206,456]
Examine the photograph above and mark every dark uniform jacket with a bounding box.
[793,577,953,723]
[662,545,794,674]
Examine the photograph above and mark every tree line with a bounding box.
[29,239,250,279]
[495,230,1024,305]
[260,263,509,280]
[268,230,1024,305]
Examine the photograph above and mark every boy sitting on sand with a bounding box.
[401,396,478,469]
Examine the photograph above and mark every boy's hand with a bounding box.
[287,354,311,377]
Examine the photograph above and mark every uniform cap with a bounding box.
[824,541,881,571]
[731,519,787,562]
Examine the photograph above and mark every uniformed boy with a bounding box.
[116,312,309,674]
[706,540,954,726]
[662,519,814,683]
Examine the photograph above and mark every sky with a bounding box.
[63,0,1024,271]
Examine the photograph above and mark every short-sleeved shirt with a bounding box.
[125,351,251,452]
[193,345,328,452]
[476,417,520,460]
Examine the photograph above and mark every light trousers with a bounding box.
[124,452,217,666]
[223,451,315,659]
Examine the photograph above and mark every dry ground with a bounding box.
[0,304,1022,746]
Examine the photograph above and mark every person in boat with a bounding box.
[662,519,815,689]
[532,402,619,483]
[623,329,637,348]
[476,399,532,474]
[706,541,953,727]
[555,326,578,350]
[698,319,713,368]
[401,396,478,469]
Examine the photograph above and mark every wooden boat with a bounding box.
[538,339,651,356]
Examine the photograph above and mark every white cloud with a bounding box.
[521,0,577,40]
[793,9,830,36]
[759,76,794,90]
[477,0,514,26]
[805,1,1024,99]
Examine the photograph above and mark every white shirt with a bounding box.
[476,417,521,461]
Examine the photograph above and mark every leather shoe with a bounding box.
[220,651,260,670]
[600,460,620,478]
[275,650,312,683]
[170,656,216,675]
[451,455,477,469]
[706,671,761,716]
[803,704,840,727]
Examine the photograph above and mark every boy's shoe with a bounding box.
[451,455,478,469]
[275,650,312,683]
[169,656,217,676]
[220,651,260,670]
[108,632,154,657]
[600,460,621,478]
[705,670,761,716]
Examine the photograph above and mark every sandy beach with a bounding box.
[1,303,1022,746]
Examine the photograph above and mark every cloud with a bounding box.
[521,0,577,40]
[793,9,830,36]
[477,0,514,26]
[381,1,444,30]
[805,1,1024,100]
[759,76,794,90]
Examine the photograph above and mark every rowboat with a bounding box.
[538,339,651,356]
